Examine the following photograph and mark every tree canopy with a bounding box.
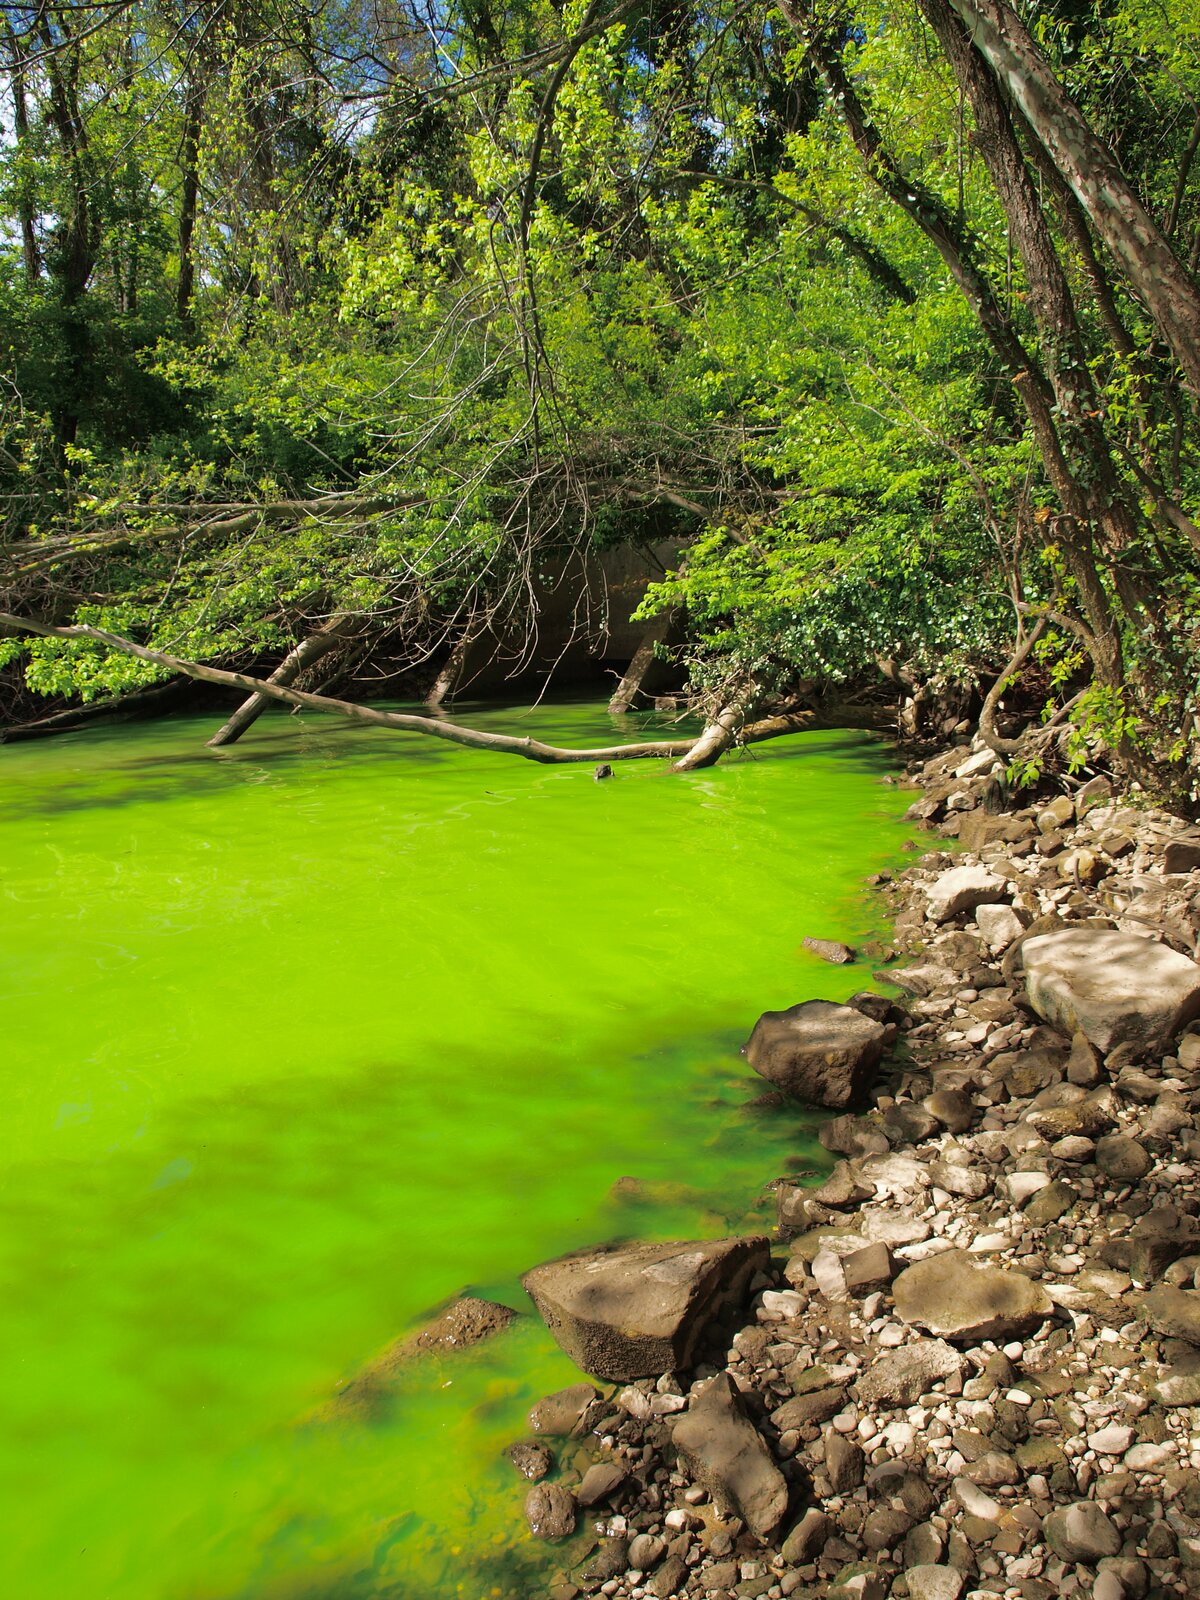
[2,0,1199,782]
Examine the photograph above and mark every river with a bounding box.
[0,700,908,1599]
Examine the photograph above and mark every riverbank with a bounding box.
[511,739,1200,1600]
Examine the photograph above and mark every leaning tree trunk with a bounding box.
[608,608,679,714]
[207,614,360,747]
[943,0,1200,398]
[670,682,760,772]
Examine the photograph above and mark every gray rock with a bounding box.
[627,1532,666,1571]
[781,1508,830,1563]
[856,1339,967,1406]
[927,866,1010,924]
[1042,1500,1122,1563]
[905,1566,965,1600]
[525,1482,577,1539]
[974,902,1027,953]
[1021,928,1200,1053]
[669,1372,789,1540]
[745,1000,888,1108]
[825,1432,865,1492]
[923,1089,975,1134]
[892,1250,1053,1342]
[841,1242,895,1296]
[1140,1283,1200,1344]
[1095,1134,1152,1182]
[523,1236,769,1380]
[1164,838,1200,875]
[803,936,857,964]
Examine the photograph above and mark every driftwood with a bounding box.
[0,611,888,767]
[207,613,362,747]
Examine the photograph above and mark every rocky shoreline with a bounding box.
[502,740,1200,1600]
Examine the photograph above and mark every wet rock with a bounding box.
[819,1114,890,1158]
[529,1384,603,1436]
[525,1482,578,1539]
[507,1440,554,1480]
[1021,928,1200,1053]
[856,1339,966,1406]
[576,1460,628,1507]
[803,936,857,964]
[745,1000,889,1109]
[927,866,1010,924]
[669,1372,789,1540]
[575,1536,628,1586]
[1042,1500,1122,1563]
[645,1553,687,1598]
[523,1235,769,1380]
[893,1251,1053,1342]
[905,1566,966,1600]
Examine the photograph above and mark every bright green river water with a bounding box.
[0,700,909,1600]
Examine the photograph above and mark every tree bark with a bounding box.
[176,68,205,332]
[608,609,679,713]
[0,613,882,765]
[943,0,1200,398]
[207,614,360,746]
[670,681,761,771]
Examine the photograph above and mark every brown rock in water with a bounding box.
[314,1295,517,1421]
[525,1482,577,1540]
[803,936,857,964]
[506,1440,554,1480]
[522,1236,769,1381]
[528,1383,603,1436]
[670,1372,789,1539]
[745,1000,888,1108]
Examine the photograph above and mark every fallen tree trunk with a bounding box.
[207,614,361,748]
[608,609,680,714]
[0,611,888,765]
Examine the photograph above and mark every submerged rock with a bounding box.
[745,999,888,1108]
[1021,928,1200,1053]
[669,1371,788,1539]
[522,1235,769,1380]
[524,1482,577,1540]
[803,936,857,964]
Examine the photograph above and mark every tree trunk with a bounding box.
[177,70,205,331]
[425,634,469,710]
[670,681,760,771]
[4,26,41,284]
[207,615,360,747]
[608,609,678,713]
[943,0,1200,398]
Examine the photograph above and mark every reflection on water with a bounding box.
[0,702,908,1599]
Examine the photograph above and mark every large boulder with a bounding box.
[1021,929,1200,1054]
[670,1372,789,1539]
[522,1236,770,1381]
[744,1000,888,1108]
[926,866,1010,924]
[892,1251,1053,1342]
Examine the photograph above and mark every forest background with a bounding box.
[2,0,1200,787]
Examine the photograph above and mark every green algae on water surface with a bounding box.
[0,701,910,1599]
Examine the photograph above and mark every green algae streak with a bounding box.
[0,701,909,1600]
